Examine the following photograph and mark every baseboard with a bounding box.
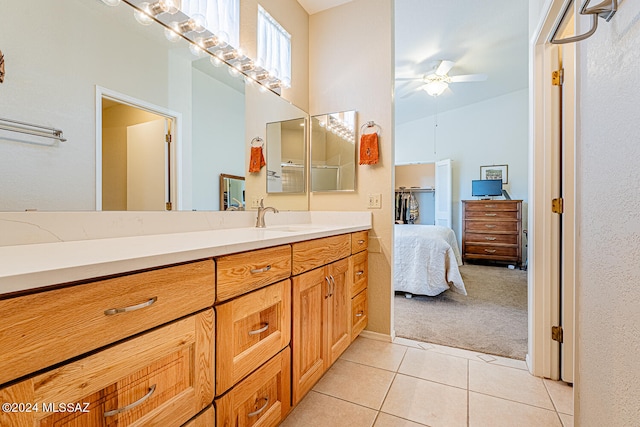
[358,330,393,342]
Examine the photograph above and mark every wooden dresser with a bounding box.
[462,200,522,267]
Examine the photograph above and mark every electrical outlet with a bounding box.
[367,193,382,209]
[251,196,262,209]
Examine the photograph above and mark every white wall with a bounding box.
[309,0,394,335]
[396,90,529,245]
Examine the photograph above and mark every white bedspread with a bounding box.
[394,224,467,296]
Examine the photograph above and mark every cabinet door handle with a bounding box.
[484,249,497,254]
[484,224,496,228]
[324,276,331,299]
[484,213,497,216]
[329,275,336,297]
[248,322,270,336]
[355,311,364,317]
[104,384,156,417]
[104,297,157,316]
[248,397,269,417]
[356,270,364,276]
[484,237,497,241]
[250,265,271,274]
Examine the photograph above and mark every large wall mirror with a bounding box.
[310,110,357,192]
[266,118,306,194]
[0,0,308,212]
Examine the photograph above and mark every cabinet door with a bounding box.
[326,258,351,366]
[291,268,327,405]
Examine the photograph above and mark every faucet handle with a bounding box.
[259,198,264,209]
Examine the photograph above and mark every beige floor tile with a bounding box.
[313,359,395,410]
[340,337,408,372]
[427,343,484,360]
[281,391,378,427]
[469,392,562,427]
[381,374,467,427]
[398,347,468,389]
[469,360,554,409]
[374,412,427,426]
[488,355,529,370]
[392,336,423,349]
[559,413,574,426]
[544,379,574,415]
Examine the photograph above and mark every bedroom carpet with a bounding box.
[394,264,528,360]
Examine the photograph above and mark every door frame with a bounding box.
[95,86,183,210]
[529,0,577,381]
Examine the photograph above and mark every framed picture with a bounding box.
[480,164,508,184]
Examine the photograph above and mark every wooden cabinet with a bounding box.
[351,288,368,339]
[215,279,291,395]
[215,347,291,427]
[0,310,214,427]
[0,260,215,386]
[183,406,215,427]
[291,234,351,275]
[462,200,522,266]
[351,230,369,254]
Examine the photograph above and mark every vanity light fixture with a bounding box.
[171,15,206,34]
[234,59,255,73]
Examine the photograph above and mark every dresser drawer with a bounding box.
[0,310,214,427]
[464,210,518,220]
[350,250,368,297]
[465,244,519,259]
[292,234,351,275]
[464,233,519,245]
[351,231,369,254]
[215,279,291,395]
[464,201,520,212]
[216,245,291,302]
[465,220,519,233]
[216,347,291,427]
[0,260,215,386]
[351,289,368,340]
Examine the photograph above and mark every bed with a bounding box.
[394,224,467,296]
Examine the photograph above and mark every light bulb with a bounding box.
[164,27,181,42]
[424,80,448,97]
[228,66,241,77]
[191,13,207,32]
[189,43,204,57]
[281,77,291,89]
[210,55,223,67]
[134,4,154,26]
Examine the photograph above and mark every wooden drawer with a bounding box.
[464,201,520,212]
[0,260,215,386]
[464,233,519,245]
[465,220,519,233]
[464,210,518,220]
[215,347,291,427]
[465,244,519,259]
[351,231,369,254]
[215,279,291,396]
[349,251,368,297]
[351,289,368,341]
[0,310,214,427]
[183,405,214,427]
[292,234,351,275]
[216,245,291,302]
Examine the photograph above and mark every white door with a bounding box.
[127,119,167,210]
[434,158,452,228]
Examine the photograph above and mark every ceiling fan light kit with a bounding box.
[423,74,450,97]
[398,59,487,98]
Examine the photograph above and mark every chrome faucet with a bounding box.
[255,198,278,228]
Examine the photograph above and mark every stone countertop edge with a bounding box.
[0,223,371,296]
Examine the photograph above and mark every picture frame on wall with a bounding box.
[480,164,508,184]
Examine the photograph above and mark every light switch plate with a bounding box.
[367,193,382,209]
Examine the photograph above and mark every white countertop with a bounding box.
[0,221,370,296]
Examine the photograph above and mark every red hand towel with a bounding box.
[359,132,379,165]
[249,146,265,173]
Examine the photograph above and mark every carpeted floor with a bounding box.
[394,264,528,360]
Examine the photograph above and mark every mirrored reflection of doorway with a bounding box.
[99,94,177,211]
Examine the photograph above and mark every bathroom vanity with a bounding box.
[0,211,370,426]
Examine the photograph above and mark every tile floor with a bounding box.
[281,336,573,427]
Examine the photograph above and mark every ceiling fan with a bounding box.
[396,60,487,97]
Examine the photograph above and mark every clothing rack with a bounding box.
[359,120,381,135]
[550,0,617,44]
[395,187,434,193]
[0,117,67,142]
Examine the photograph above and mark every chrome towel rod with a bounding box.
[0,117,67,142]
[550,0,617,44]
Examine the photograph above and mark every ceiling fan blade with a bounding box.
[435,60,455,76]
[450,73,488,83]
[398,85,426,98]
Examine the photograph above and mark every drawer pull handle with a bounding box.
[485,213,497,216]
[104,297,157,316]
[248,322,270,336]
[358,239,365,244]
[248,397,269,417]
[356,270,364,276]
[484,237,497,241]
[484,224,496,229]
[484,249,497,253]
[104,384,156,417]
[484,204,497,208]
[250,265,272,274]
[355,311,364,317]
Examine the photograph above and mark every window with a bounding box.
[257,5,292,87]
[180,0,240,47]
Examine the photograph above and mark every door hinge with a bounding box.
[165,202,172,211]
[552,198,564,214]
[552,326,564,343]
[552,69,564,86]
[165,133,172,144]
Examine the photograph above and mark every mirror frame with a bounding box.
[219,174,245,211]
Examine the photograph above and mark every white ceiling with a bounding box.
[297,0,354,15]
